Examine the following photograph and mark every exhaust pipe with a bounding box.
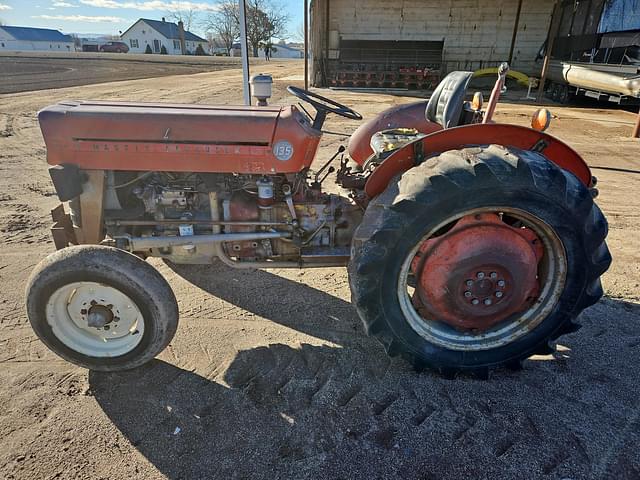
[116,231,289,251]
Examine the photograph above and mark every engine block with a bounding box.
[103,171,362,266]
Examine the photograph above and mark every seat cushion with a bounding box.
[425,71,473,128]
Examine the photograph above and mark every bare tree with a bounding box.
[203,0,238,55]
[228,0,289,57]
[69,33,83,49]
[166,8,199,32]
[245,0,289,57]
[204,0,288,57]
[293,21,304,43]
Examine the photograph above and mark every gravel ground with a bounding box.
[0,60,639,480]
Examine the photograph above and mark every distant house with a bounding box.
[0,26,74,52]
[120,18,207,55]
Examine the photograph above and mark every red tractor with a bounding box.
[26,65,611,377]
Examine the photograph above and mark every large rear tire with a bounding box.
[26,245,179,371]
[348,145,611,377]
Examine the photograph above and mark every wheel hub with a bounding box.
[411,213,543,331]
[86,304,115,329]
[45,281,144,357]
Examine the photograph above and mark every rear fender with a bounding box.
[348,101,442,165]
[364,123,592,198]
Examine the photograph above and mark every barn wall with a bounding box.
[310,0,554,86]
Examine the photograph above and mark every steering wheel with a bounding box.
[287,85,362,129]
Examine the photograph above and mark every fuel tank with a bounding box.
[548,61,640,97]
[348,101,442,165]
[38,100,322,174]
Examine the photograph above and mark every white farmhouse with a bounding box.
[120,18,207,55]
[0,26,74,52]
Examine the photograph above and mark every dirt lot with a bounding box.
[0,52,268,94]
[1,60,639,480]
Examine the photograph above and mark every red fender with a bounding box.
[364,123,592,198]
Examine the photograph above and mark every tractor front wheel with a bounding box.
[26,245,179,371]
[348,145,611,377]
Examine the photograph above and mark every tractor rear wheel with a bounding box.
[26,245,179,371]
[348,145,611,377]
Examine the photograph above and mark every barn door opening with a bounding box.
[153,39,160,53]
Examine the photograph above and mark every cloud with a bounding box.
[0,3,13,11]
[79,0,218,12]
[32,14,126,22]
[52,1,79,6]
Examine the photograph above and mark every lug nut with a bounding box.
[104,325,110,330]
[490,272,497,279]
[484,298,492,306]
[466,280,473,286]
[464,291,472,298]
[477,272,485,279]
[472,299,480,305]
[495,291,504,298]
[497,280,506,287]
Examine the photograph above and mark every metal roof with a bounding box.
[0,26,73,42]
[124,18,207,43]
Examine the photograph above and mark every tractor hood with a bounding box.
[38,100,322,174]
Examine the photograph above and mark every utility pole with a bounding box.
[508,0,523,65]
[239,0,251,105]
[537,1,562,103]
[304,0,309,90]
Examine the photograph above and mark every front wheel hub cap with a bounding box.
[86,304,114,328]
[411,213,543,331]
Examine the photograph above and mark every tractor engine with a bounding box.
[103,170,362,266]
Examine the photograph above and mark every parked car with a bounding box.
[99,41,129,53]
[212,47,229,56]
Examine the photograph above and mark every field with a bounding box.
[0,57,639,479]
[0,51,267,94]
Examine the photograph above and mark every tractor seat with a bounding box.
[369,71,474,160]
[425,71,474,128]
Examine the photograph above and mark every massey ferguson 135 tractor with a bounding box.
[26,65,611,377]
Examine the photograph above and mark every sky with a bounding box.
[0,0,303,39]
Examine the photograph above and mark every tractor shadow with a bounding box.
[88,294,640,479]
[88,343,393,480]
[164,261,363,346]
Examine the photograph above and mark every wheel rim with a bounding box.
[45,281,145,357]
[397,207,567,351]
